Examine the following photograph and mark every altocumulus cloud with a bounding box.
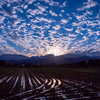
[0,0,100,57]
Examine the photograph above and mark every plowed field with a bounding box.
[0,68,100,100]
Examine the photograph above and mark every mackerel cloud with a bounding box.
[0,0,100,57]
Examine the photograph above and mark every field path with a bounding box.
[0,68,100,100]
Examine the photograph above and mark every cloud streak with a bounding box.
[77,0,97,11]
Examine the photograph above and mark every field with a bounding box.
[0,67,100,100]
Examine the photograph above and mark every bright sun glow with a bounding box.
[47,46,64,56]
[53,48,60,56]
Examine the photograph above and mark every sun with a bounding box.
[53,48,60,56]
[47,46,63,56]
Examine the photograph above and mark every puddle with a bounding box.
[48,79,52,86]
[51,78,56,88]
[31,74,41,85]
[28,76,33,89]
[97,92,100,97]
[21,73,25,92]
[26,73,33,89]
[32,78,38,87]
[55,79,61,88]
[6,76,13,82]
[9,76,19,93]
[0,76,8,83]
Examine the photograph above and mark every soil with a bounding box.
[0,68,100,100]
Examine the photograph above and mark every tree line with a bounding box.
[0,60,5,66]
[0,59,100,68]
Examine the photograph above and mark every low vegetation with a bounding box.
[0,67,13,75]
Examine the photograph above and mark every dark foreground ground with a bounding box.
[0,67,100,100]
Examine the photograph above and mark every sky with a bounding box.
[0,0,100,57]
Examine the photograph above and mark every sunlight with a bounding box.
[47,46,63,56]
[53,48,60,56]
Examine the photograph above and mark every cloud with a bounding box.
[74,10,93,21]
[0,16,5,23]
[68,33,77,37]
[83,36,88,40]
[27,0,36,4]
[61,10,65,13]
[49,30,57,34]
[40,0,59,6]
[59,1,67,8]
[17,22,26,31]
[77,0,97,11]
[7,32,19,40]
[95,31,100,35]
[0,35,6,44]
[49,10,58,16]
[0,45,21,55]
[64,27,73,31]
[13,6,23,13]
[61,18,68,24]
[36,17,53,23]
[4,9,13,15]
[24,5,28,9]
[52,25,61,30]
[14,19,21,25]
[27,9,44,16]
[86,20,98,27]
[30,19,39,23]
[49,0,59,6]
[59,13,62,17]
[38,6,46,12]
[75,27,81,33]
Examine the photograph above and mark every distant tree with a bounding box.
[0,60,5,66]
[67,63,73,67]
[7,63,12,67]
[75,61,86,67]
[13,63,19,67]
[88,59,95,67]
[95,59,100,66]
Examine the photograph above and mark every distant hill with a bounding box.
[0,53,99,64]
[0,54,29,60]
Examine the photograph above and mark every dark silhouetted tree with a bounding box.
[88,59,95,67]
[0,60,5,66]
[76,61,86,67]
[13,63,19,67]
[94,59,100,66]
